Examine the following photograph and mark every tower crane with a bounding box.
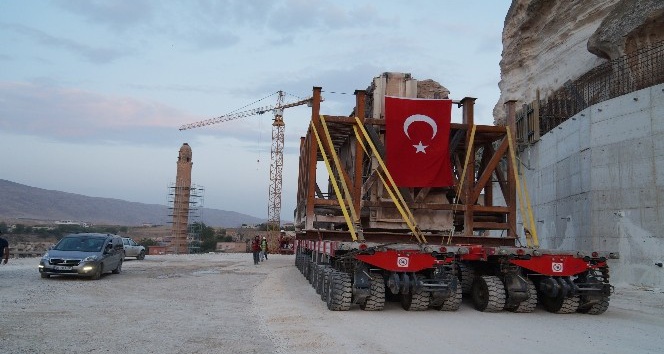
[179,91,314,234]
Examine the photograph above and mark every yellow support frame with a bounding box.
[310,119,360,241]
[353,117,426,244]
[506,126,539,248]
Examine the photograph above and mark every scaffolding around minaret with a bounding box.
[167,182,204,253]
[166,143,204,254]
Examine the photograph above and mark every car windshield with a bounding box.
[55,237,105,252]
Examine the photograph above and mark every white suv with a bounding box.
[122,237,146,260]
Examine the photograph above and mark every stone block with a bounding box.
[638,188,658,209]
[620,188,648,209]
[590,141,620,167]
[591,163,621,190]
[653,133,664,157]
[652,84,664,133]
[623,208,644,228]
[618,137,653,164]
[591,189,621,211]
[556,167,571,200]
[538,165,556,203]
[537,133,557,168]
[591,208,621,240]
[656,156,664,187]
[556,117,581,161]
[640,207,659,233]
[591,110,651,147]
[570,170,582,196]
[578,112,592,151]
[591,88,651,124]
[526,144,542,170]
[580,149,591,192]
[620,157,655,189]
[653,101,664,134]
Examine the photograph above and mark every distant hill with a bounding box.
[0,179,265,228]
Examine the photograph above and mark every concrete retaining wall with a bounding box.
[518,83,664,287]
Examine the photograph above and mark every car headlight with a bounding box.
[41,252,50,261]
[82,255,99,262]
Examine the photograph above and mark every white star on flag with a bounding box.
[413,141,428,153]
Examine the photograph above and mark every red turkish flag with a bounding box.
[385,96,453,187]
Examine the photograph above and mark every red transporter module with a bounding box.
[293,74,618,314]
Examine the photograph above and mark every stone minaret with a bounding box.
[171,143,193,254]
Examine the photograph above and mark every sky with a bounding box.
[0,0,511,223]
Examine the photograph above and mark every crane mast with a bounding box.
[268,93,285,232]
[180,90,313,236]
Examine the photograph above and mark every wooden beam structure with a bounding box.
[294,84,520,247]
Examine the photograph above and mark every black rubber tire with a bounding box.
[40,273,50,279]
[433,283,462,311]
[316,265,328,295]
[137,250,145,260]
[458,262,475,294]
[310,263,318,286]
[307,261,315,285]
[360,274,386,311]
[472,275,506,312]
[297,255,305,274]
[91,264,103,280]
[506,278,537,313]
[327,272,352,311]
[401,288,430,311]
[540,294,580,314]
[321,267,332,302]
[385,283,400,302]
[303,257,310,278]
[313,264,322,292]
[577,297,610,315]
[112,259,122,274]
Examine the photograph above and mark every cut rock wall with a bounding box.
[495,0,664,124]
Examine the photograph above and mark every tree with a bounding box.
[194,222,218,253]
[140,238,159,247]
[13,224,26,234]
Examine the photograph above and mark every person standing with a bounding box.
[260,236,268,261]
[0,231,9,265]
[251,236,260,265]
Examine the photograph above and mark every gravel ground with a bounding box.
[1,254,663,354]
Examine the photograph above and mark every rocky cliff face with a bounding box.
[494,0,664,124]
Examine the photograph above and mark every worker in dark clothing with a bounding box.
[0,231,9,265]
[251,235,261,265]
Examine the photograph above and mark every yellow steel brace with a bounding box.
[506,126,539,248]
[310,120,359,241]
[353,118,426,244]
[319,115,362,237]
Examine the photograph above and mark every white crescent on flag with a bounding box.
[403,114,438,140]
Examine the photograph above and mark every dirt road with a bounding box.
[1,254,663,353]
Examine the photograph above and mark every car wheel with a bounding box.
[91,264,103,280]
[138,250,145,260]
[112,259,122,274]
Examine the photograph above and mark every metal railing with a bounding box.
[515,40,664,145]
